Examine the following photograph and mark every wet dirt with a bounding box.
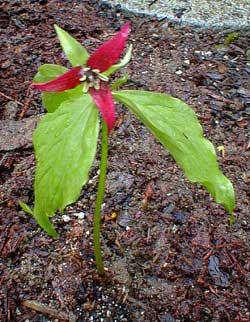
[0,1,250,321]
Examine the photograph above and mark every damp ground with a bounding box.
[0,1,250,321]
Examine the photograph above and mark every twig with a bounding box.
[149,0,158,6]
[0,199,9,205]
[22,300,77,321]
[0,91,24,106]
[19,86,33,118]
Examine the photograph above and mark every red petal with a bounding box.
[89,82,115,133]
[32,66,83,92]
[87,22,131,72]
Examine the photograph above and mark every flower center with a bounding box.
[80,67,109,92]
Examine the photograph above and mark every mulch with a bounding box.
[0,1,250,321]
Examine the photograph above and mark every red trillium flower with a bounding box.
[33,23,131,133]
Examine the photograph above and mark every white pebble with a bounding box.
[75,212,85,219]
[62,215,71,222]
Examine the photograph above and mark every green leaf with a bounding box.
[33,95,99,236]
[229,213,236,225]
[33,64,83,112]
[103,45,133,77]
[34,64,68,113]
[111,76,129,90]
[34,64,68,81]
[224,32,239,47]
[113,90,235,213]
[54,24,89,66]
[19,201,33,216]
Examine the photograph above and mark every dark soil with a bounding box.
[1,1,250,321]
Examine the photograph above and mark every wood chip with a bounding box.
[22,300,77,321]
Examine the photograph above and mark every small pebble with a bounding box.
[74,212,85,219]
[62,215,71,222]
[183,59,190,65]
[3,101,18,120]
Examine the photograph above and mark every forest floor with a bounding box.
[0,1,250,321]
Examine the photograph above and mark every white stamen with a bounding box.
[82,82,90,93]
[80,75,87,81]
[94,82,100,90]
[98,73,109,82]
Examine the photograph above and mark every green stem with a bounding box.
[93,120,108,276]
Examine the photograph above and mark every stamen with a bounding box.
[94,83,100,90]
[82,82,90,93]
[80,75,87,81]
[81,67,109,92]
[94,79,100,90]
[98,73,109,82]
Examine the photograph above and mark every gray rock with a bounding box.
[0,115,41,151]
[106,171,134,194]
[117,209,133,227]
[111,257,131,284]
[3,101,19,120]
[102,0,250,30]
